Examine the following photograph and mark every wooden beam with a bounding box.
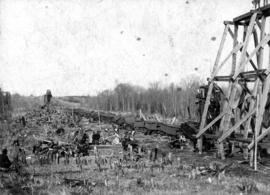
[259,16,266,69]
[253,17,266,170]
[196,110,227,138]
[247,17,266,169]
[252,62,270,170]
[224,21,235,25]
[242,50,258,72]
[254,93,260,170]
[217,82,233,160]
[214,77,256,82]
[256,18,262,31]
[228,137,252,144]
[253,28,260,64]
[233,5,270,23]
[197,25,229,153]
[228,26,235,39]
[214,70,266,82]
[197,82,214,152]
[212,25,230,76]
[212,42,243,78]
[248,126,270,150]
[218,108,256,143]
[232,25,238,76]
[233,34,270,80]
[233,13,257,79]
[227,28,258,71]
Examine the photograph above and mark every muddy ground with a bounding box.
[1,106,270,195]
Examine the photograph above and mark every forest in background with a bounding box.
[5,75,204,121]
[81,75,204,121]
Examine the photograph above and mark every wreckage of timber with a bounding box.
[69,108,197,142]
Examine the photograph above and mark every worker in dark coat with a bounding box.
[0,149,11,169]
[42,89,53,110]
[19,116,26,127]
[92,131,101,145]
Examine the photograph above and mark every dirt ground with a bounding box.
[1,106,270,195]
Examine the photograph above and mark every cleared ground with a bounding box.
[1,106,270,195]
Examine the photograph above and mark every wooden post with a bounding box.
[234,13,257,77]
[245,81,258,161]
[232,24,239,134]
[254,93,260,170]
[252,49,270,170]
[253,16,266,170]
[197,24,229,153]
[217,81,233,159]
[232,24,238,76]
[245,17,266,163]
[253,28,259,64]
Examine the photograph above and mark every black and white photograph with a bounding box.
[1,0,270,194]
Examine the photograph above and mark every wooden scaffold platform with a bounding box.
[196,4,270,170]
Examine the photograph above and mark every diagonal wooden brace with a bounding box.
[248,127,270,150]
[212,43,243,78]
[233,34,270,80]
[233,13,257,80]
[218,108,256,143]
[196,110,228,138]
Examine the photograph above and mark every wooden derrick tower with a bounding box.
[196,5,270,170]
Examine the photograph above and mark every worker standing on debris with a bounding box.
[20,116,26,127]
[0,149,11,169]
[42,89,52,110]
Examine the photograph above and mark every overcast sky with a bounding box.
[0,0,251,96]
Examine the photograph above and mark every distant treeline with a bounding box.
[8,75,205,121]
[83,76,204,121]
